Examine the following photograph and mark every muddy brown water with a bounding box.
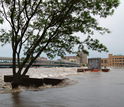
[0,68,124,107]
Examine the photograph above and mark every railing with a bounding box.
[0,60,80,68]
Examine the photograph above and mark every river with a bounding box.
[0,68,124,107]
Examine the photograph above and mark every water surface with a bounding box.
[0,68,124,107]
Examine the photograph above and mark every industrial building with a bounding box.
[88,58,101,70]
[62,52,88,66]
[101,54,124,67]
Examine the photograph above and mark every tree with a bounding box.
[0,0,119,88]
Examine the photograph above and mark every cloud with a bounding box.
[88,0,124,58]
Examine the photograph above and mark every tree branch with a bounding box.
[1,0,12,26]
[18,0,42,44]
[22,3,75,75]
[18,0,75,75]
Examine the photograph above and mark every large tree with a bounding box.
[0,0,119,87]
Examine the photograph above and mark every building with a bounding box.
[101,54,124,67]
[78,52,88,66]
[101,58,108,67]
[88,58,101,70]
[63,56,80,63]
[35,57,48,61]
[62,52,88,66]
[0,57,13,63]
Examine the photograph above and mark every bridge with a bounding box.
[0,57,80,68]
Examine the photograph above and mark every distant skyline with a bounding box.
[0,0,124,59]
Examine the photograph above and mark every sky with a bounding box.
[0,0,124,59]
[88,0,124,58]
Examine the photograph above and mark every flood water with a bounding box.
[1,68,124,107]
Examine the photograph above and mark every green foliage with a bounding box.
[84,36,109,52]
[0,0,119,73]
[0,17,3,24]
[0,29,11,45]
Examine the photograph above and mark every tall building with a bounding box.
[78,52,88,66]
[101,54,124,67]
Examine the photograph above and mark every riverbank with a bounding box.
[0,67,79,93]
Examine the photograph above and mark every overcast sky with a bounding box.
[0,0,124,59]
[88,0,124,58]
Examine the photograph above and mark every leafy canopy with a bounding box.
[0,0,119,72]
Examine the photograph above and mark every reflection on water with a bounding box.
[11,92,39,107]
[1,69,124,107]
[11,92,24,107]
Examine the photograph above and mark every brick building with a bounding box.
[101,54,124,67]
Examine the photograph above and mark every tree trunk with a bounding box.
[12,51,16,75]
[11,74,22,89]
